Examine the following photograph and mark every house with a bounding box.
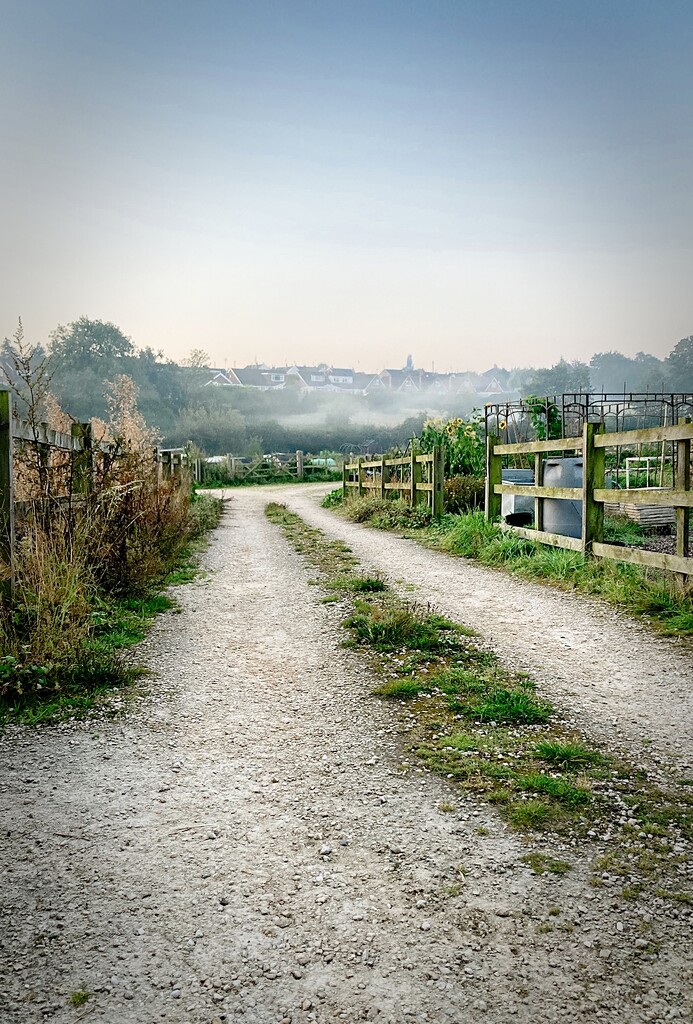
[203,368,242,387]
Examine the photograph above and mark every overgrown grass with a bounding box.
[265,500,693,903]
[0,492,223,728]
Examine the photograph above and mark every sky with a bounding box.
[1,0,692,373]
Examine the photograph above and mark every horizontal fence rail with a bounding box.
[342,447,444,515]
[486,418,692,582]
[0,389,190,598]
[200,450,338,484]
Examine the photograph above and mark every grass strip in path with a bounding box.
[266,500,693,909]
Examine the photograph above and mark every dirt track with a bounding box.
[0,484,691,1024]
[279,484,693,770]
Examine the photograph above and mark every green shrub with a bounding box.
[344,497,433,529]
[444,475,485,514]
[321,487,344,508]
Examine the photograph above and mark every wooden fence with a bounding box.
[208,450,336,484]
[486,420,692,581]
[342,447,445,515]
[0,389,188,597]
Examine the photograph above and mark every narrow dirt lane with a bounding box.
[0,491,690,1024]
[278,484,693,768]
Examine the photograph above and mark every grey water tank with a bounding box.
[501,468,534,519]
[542,457,582,539]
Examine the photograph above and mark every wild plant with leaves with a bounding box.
[415,413,485,477]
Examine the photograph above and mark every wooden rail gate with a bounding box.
[342,447,445,516]
[486,420,692,582]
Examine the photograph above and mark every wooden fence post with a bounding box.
[582,422,605,556]
[410,449,417,506]
[357,457,364,497]
[411,453,423,506]
[485,434,502,521]
[296,450,304,479]
[0,390,15,600]
[380,456,386,500]
[676,417,691,580]
[432,445,445,516]
[534,453,544,532]
[71,422,93,494]
[342,458,348,497]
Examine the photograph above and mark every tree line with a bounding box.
[2,316,692,456]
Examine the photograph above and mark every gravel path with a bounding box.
[278,485,693,770]
[1,488,691,1024]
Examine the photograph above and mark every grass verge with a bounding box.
[267,500,693,905]
[0,493,223,729]
[323,493,693,636]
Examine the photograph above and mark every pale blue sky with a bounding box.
[1,1,692,370]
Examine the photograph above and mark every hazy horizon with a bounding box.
[2,1,692,372]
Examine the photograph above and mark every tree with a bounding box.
[589,351,636,393]
[664,336,693,391]
[522,358,591,397]
[182,348,211,368]
[49,316,134,370]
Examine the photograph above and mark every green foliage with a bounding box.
[343,601,459,651]
[415,413,485,476]
[517,773,590,805]
[524,395,562,440]
[434,511,693,636]
[322,487,345,508]
[521,358,591,399]
[603,515,645,547]
[664,335,693,391]
[343,497,433,529]
[444,475,485,514]
[467,687,553,725]
[509,800,554,829]
[349,575,387,593]
[535,740,605,768]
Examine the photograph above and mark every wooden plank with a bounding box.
[594,423,693,447]
[415,454,434,464]
[501,524,583,551]
[534,453,543,532]
[495,484,582,500]
[494,437,582,455]
[485,434,502,521]
[593,542,693,576]
[675,419,691,566]
[412,450,423,505]
[594,488,693,507]
[433,444,444,516]
[71,422,93,494]
[13,419,82,450]
[384,456,409,468]
[582,422,605,554]
[0,390,15,599]
[384,481,407,491]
